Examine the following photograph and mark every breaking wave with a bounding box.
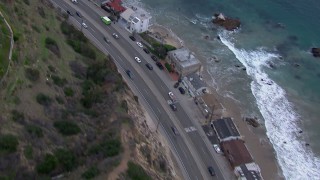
[219,32,320,180]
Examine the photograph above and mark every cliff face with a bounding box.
[212,13,241,31]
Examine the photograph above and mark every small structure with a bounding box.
[182,73,208,97]
[167,48,202,76]
[234,163,262,180]
[212,117,241,142]
[119,7,152,33]
[221,139,253,168]
[101,0,126,14]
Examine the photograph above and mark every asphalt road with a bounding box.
[52,0,226,179]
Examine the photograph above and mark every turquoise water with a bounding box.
[124,0,320,179]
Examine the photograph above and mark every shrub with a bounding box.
[0,134,19,154]
[165,63,173,72]
[54,148,77,171]
[55,96,64,104]
[23,0,30,5]
[54,121,81,136]
[64,87,74,97]
[164,44,176,52]
[24,145,33,159]
[120,100,128,113]
[81,166,100,179]
[51,75,67,87]
[25,68,40,82]
[25,124,43,138]
[11,110,24,123]
[37,7,46,18]
[36,154,57,174]
[36,93,52,106]
[127,161,152,180]
[45,37,60,57]
[89,139,121,157]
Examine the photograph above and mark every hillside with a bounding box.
[0,0,178,179]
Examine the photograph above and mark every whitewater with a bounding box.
[219,32,320,179]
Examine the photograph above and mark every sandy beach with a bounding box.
[149,24,284,180]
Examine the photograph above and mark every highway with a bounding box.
[53,0,226,179]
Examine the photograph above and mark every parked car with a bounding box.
[145,63,153,70]
[112,33,119,39]
[174,82,179,88]
[134,57,141,63]
[129,36,136,41]
[151,55,158,61]
[136,42,143,48]
[156,62,164,70]
[103,37,110,43]
[76,11,82,18]
[208,166,215,176]
[67,10,74,16]
[143,48,150,54]
[171,126,179,135]
[170,104,177,111]
[71,0,78,4]
[213,144,222,154]
[82,22,88,29]
[126,70,133,79]
[178,87,186,94]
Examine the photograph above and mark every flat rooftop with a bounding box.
[221,139,253,167]
[169,48,201,68]
[213,117,240,140]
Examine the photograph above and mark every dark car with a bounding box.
[174,82,179,88]
[76,11,82,18]
[151,55,158,61]
[145,63,153,70]
[103,37,110,43]
[67,10,73,16]
[170,104,177,111]
[178,87,186,94]
[129,36,136,41]
[208,166,215,176]
[143,48,150,54]
[156,62,164,70]
[171,127,179,135]
[126,70,133,79]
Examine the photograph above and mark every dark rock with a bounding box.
[244,117,259,127]
[311,48,320,57]
[235,64,241,68]
[306,143,310,146]
[242,67,246,71]
[212,13,240,31]
[267,62,276,69]
[293,63,300,68]
[299,130,303,133]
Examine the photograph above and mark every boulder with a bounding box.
[212,13,241,31]
[244,117,260,127]
[311,48,320,57]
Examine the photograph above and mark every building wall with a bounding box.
[167,53,201,76]
[128,17,150,33]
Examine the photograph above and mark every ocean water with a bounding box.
[123,0,320,179]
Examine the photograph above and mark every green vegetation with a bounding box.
[36,93,52,106]
[0,134,19,155]
[11,110,24,123]
[81,166,100,179]
[64,87,74,97]
[127,161,152,180]
[25,124,43,138]
[55,96,64,104]
[80,80,103,109]
[54,148,77,171]
[88,139,121,157]
[0,16,12,78]
[24,145,33,159]
[45,37,60,57]
[36,154,57,174]
[51,75,67,87]
[25,68,40,82]
[165,62,173,72]
[53,120,81,136]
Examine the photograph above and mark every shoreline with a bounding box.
[149,24,284,179]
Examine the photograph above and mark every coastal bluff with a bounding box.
[311,48,320,57]
[212,13,240,31]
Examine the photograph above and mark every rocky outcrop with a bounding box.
[244,117,260,127]
[212,13,240,31]
[311,48,320,57]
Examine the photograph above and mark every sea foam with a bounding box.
[219,32,320,180]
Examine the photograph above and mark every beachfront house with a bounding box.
[119,6,152,33]
[101,0,126,14]
[212,117,241,142]
[182,73,208,97]
[234,163,263,180]
[167,48,202,77]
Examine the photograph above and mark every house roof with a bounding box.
[212,117,240,141]
[239,164,261,180]
[168,48,201,68]
[106,0,126,13]
[121,8,135,21]
[221,140,253,168]
[186,73,206,91]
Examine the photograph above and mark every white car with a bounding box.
[168,91,176,102]
[82,22,88,29]
[134,57,141,63]
[112,33,119,39]
[136,42,143,48]
[71,0,78,3]
[213,144,222,154]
